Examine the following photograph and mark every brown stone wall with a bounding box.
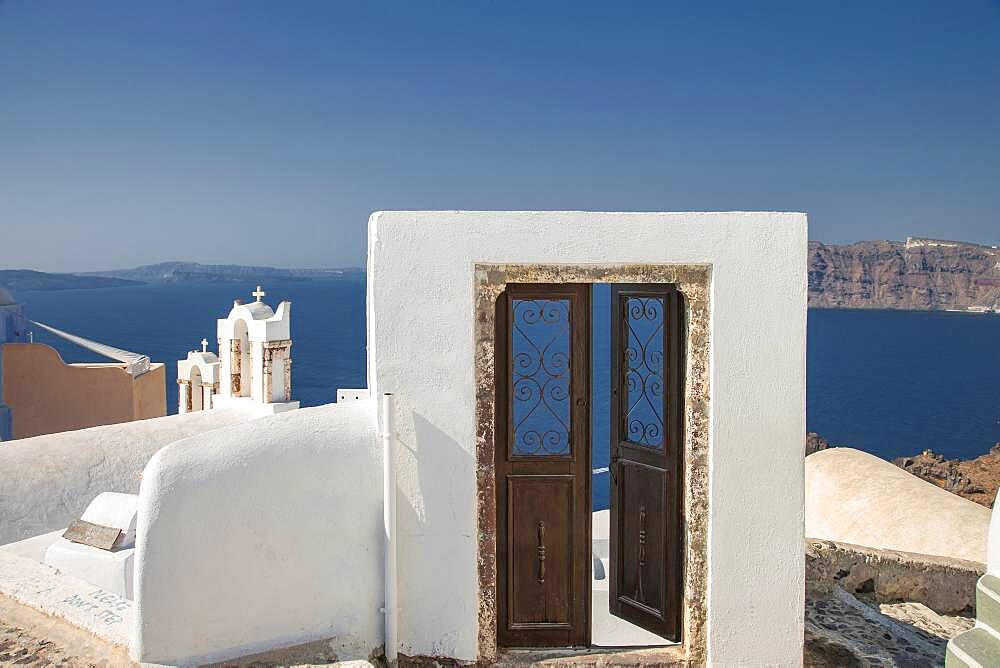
[1,343,166,440]
[806,538,983,615]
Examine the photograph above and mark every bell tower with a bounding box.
[211,286,299,415]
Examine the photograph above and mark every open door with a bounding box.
[609,284,683,641]
[496,284,591,648]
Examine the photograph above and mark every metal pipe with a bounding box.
[381,392,398,663]
[29,319,151,376]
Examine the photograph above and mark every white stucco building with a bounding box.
[0,211,808,667]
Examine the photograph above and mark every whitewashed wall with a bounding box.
[132,401,381,666]
[988,491,1000,576]
[367,211,808,664]
[0,409,257,545]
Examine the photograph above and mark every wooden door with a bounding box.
[496,284,590,648]
[609,284,683,641]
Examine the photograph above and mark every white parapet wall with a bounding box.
[0,408,260,545]
[366,211,808,664]
[131,401,381,666]
[806,448,990,563]
[990,491,1000,576]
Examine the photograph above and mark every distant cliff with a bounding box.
[809,238,1000,311]
[84,262,364,283]
[0,270,142,292]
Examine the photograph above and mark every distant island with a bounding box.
[4,239,1000,310]
[810,237,1000,312]
[0,269,143,292]
[0,262,364,292]
[83,261,364,284]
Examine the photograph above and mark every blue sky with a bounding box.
[1,1,998,271]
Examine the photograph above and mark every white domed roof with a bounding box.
[806,447,990,563]
[243,301,275,320]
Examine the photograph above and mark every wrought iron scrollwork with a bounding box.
[624,296,665,448]
[512,299,571,456]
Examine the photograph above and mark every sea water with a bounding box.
[808,307,1000,461]
[16,281,1000,511]
[17,280,366,414]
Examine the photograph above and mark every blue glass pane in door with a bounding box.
[624,296,665,448]
[511,299,571,456]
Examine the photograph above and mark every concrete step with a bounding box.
[977,574,1000,635]
[593,537,609,560]
[946,627,1000,668]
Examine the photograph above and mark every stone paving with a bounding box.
[0,622,90,667]
[0,593,132,667]
[805,587,974,667]
[1,586,975,667]
[1,591,376,667]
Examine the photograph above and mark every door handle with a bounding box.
[536,521,546,584]
[635,505,647,602]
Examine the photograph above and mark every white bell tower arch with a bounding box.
[212,286,299,415]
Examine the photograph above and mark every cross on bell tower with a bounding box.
[252,285,266,303]
[201,338,209,353]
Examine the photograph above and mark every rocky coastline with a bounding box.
[892,445,1000,508]
[806,432,831,456]
[806,433,1000,508]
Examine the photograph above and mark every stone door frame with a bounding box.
[474,263,711,665]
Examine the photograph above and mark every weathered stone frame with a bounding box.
[179,375,219,413]
[177,378,192,414]
[262,340,292,403]
[474,263,711,665]
[230,339,242,395]
[201,381,218,410]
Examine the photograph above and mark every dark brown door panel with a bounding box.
[507,474,575,628]
[609,284,683,642]
[496,284,590,648]
[615,461,673,625]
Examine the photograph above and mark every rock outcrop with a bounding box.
[807,432,831,456]
[893,444,1000,508]
[809,238,1000,310]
